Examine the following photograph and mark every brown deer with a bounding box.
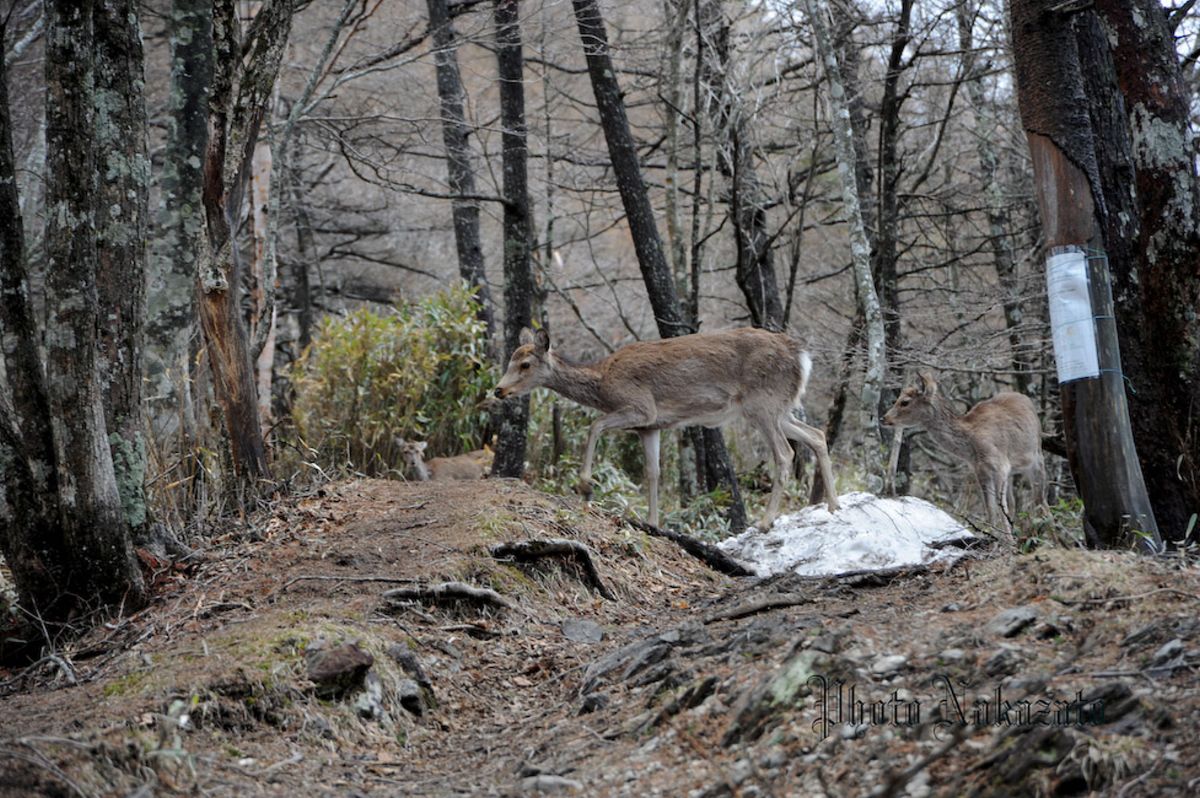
[493,327,840,530]
[881,372,1048,535]
[399,439,493,481]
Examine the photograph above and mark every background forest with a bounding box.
[2,0,1199,624]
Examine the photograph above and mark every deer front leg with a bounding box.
[578,406,654,506]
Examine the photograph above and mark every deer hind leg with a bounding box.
[781,417,840,513]
[752,422,796,532]
[639,429,662,527]
[976,463,1011,537]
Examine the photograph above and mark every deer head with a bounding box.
[494,327,552,399]
[881,372,940,428]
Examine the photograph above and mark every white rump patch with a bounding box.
[718,491,973,577]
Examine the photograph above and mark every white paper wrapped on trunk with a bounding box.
[1046,247,1100,383]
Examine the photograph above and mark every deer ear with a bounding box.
[534,328,550,353]
[519,327,537,346]
[917,371,938,397]
[417,441,428,453]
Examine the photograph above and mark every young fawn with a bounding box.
[882,372,1048,536]
[399,439,493,481]
[493,326,840,531]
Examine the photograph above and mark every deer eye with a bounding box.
[520,362,531,370]
[899,399,910,407]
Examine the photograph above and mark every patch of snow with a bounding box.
[719,491,972,577]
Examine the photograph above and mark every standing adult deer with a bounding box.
[881,372,1048,536]
[493,327,841,530]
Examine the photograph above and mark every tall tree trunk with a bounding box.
[0,16,67,619]
[698,0,784,331]
[1009,0,1160,550]
[806,0,886,444]
[573,0,746,529]
[43,0,146,609]
[428,0,496,345]
[148,0,210,439]
[955,1,1032,395]
[94,0,150,534]
[286,154,315,352]
[491,0,534,478]
[197,0,294,492]
[1091,0,1200,541]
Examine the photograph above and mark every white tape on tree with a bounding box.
[1046,247,1100,383]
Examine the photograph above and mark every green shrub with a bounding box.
[290,283,495,476]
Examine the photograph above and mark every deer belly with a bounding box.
[652,396,740,429]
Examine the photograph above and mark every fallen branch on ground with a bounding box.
[382,581,515,611]
[624,517,753,577]
[703,593,813,624]
[490,538,616,600]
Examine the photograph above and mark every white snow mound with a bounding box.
[718,491,973,577]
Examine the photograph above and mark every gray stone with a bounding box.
[985,606,1039,638]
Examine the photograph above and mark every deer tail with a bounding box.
[796,350,813,403]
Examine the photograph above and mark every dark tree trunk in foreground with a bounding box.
[197,0,293,492]
[94,0,150,535]
[0,16,69,619]
[1010,0,1160,550]
[573,0,746,529]
[491,0,534,478]
[1090,0,1200,543]
[428,0,495,344]
[44,0,146,609]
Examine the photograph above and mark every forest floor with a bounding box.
[0,478,1198,797]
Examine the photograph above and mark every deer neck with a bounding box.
[922,395,976,460]
[545,353,607,411]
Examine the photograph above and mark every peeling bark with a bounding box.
[1010,0,1160,550]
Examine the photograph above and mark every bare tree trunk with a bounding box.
[700,0,782,328]
[428,0,496,344]
[1090,0,1200,542]
[956,1,1031,395]
[197,0,294,492]
[147,0,210,497]
[43,0,146,609]
[0,16,66,619]
[491,0,534,478]
[806,0,886,444]
[573,0,745,529]
[93,0,150,535]
[1010,0,1160,550]
[698,0,784,331]
[286,155,315,351]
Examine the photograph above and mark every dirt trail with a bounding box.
[1,479,1197,796]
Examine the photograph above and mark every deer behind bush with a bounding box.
[882,372,1047,536]
[399,439,493,481]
